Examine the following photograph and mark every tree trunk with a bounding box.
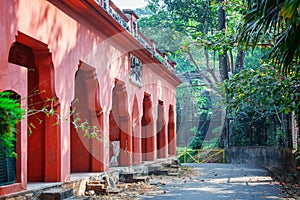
[217,0,229,147]
[235,49,245,72]
[219,53,229,81]
[229,50,234,73]
[217,0,228,82]
[217,0,226,30]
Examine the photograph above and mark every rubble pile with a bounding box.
[84,159,184,199]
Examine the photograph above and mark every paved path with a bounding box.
[143,163,287,200]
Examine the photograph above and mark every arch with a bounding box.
[10,32,56,99]
[141,93,155,161]
[168,105,176,155]
[8,33,60,182]
[157,100,167,158]
[109,80,132,167]
[132,95,142,165]
[71,62,104,172]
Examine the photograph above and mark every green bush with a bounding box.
[0,91,24,157]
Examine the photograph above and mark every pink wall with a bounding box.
[0,0,181,195]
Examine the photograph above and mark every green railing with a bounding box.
[177,148,225,164]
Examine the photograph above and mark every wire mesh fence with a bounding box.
[176,83,225,151]
[176,82,296,164]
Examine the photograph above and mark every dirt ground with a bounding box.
[269,167,300,199]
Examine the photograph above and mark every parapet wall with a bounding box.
[225,147,296,172]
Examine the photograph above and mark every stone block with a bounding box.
[42,188,74,200]
[162,163,171,168]
[147,165,161,173]
[148,169,169,176]
[119,172,135,183]
[86,181,107,195]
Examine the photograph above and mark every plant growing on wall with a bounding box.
[0,91,23,157]
[0,90,103,158]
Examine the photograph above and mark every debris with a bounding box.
[85,160,184,199]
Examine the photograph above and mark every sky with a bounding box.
[111,0,148,9]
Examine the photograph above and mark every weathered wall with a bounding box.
[225,147,296,171]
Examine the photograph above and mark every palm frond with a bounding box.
[238,0,300,73]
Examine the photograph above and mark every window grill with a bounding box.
[0,140,16,186]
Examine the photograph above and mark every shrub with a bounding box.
[0,91,24,157]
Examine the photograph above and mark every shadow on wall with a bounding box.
[225,146,296,171]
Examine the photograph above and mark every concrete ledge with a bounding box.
[225,147,295,171]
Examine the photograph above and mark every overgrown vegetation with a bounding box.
[0,92,23,157]
[139,0,300,157]
[226,64,299,147]
[0,90,102,157]
[138,0,248,148]
[233,0,300,166]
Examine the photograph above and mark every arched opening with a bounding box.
[168,105,176,156]
[71,63,104,172]
[8,33,60,182]
[157,100,167,158]
[132,96,141,165]
[0,91,21,186]
[109,80,131,167]
[141,93,155,161]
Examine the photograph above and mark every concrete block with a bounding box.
[148,169,169,176]
[162,163,171,168]
[148,165,161,173]
[42,188,74,200]
[119,172,135,183]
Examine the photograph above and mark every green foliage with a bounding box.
[189,127,203,149]
[244,48,266,69]
[226,65,300,119]
[0,89,103,157]
[202,138,219,149]
[225,63,300,146]
[140,0,246,77]
[0,92,24,157]
[235,0,300,166]
[71,111,102,141]
[238,0,300,73]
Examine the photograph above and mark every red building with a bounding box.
[0,0,181,196]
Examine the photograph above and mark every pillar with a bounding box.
[157,101,167,158]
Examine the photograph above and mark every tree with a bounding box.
[226,63,300,147]
[139,0,248,148]
[237,0,300,153]
[217,0,229,81]
[141,0,246,86]
[238,0,300,73]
